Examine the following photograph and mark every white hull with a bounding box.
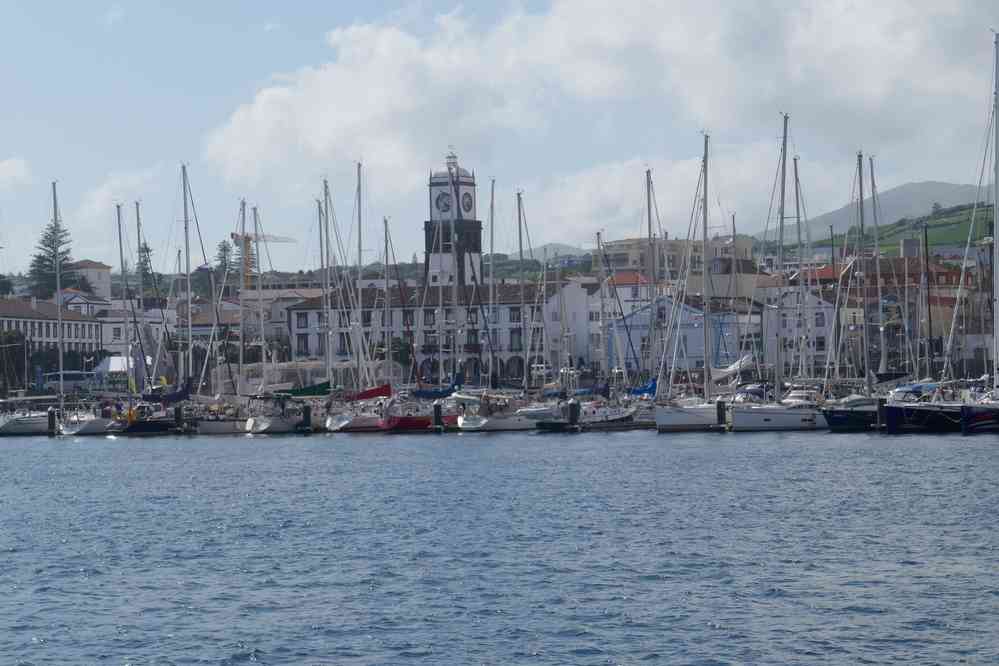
[581,405,636,424]
[728,405,827,431]
[61,416,113,436]
[246,415,300,434]
[0,413,50,436]
[326,413,382,432]
[654,403,720,432]
[457,413,537,431]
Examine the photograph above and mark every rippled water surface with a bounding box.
[2,430,998,664]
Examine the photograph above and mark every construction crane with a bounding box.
[230,231,295,288]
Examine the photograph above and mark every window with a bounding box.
[508,307,521,323]
[631,286,639,298]
[424,309,435,326]
[361,310,372,327]
[465,329,477,345]
[296,333,310,356]
[816,336,826,352]
[337,332,352,355]
[296,312,309,329]
[424,332,438,347]
[317,332,326,356]
[112,326,122,341]
[551,309,559,321]
[380,310,391,327]
[509,328,523,352]
[466,309,478,325]
[815,311,826,328]
[589,311,600,322]
[403,310,414,327]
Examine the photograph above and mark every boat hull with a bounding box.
[728,405,827,432]
[195,418,248,435]
[326,413,382,433]
[821,407,878,433]
[654,404,721,432]
[457,414,536,431]
[61,416,113,436]
[961,404,999,435]
[882,403,962,434]
[0,414,50,436]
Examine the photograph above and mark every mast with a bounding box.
[646,168,656,379]
[869,156,888,375]
[115,203,128,393]
[597,232,607,381]
[318,198,331,388]
[702,134,712,401]
[322,179,335,390]
[238,200,246,395]
[356,162,363,389]
[489,179,496,385]
[792,156,809,377]
[252,206,266,392]
[775,114,788,398]
[857,152,873,395]
[993,32,999,388]
[135,202,144,318]
[181,164,192,383]
[517,191,527,392]
[923,222,934,377]
[52,182,64,414]
[383,217,390,387]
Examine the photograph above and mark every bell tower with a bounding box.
[424,151,483,286]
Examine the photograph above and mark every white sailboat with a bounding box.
[655,134,723,432]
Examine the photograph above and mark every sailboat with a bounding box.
[729,115,828,432]
[960,35,999,435]
[655,134,726,432]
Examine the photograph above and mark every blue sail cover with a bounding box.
[629,378,657,396]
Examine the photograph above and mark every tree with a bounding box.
[215,240,233,275]
[137,242,155,289]
[0,274,13,296]
[931,201,943,217]
[28,217,73,299]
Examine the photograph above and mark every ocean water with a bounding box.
[1,430,998,664]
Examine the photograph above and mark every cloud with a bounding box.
[204,1,998,252]
[0,157,31,192]
[102,5,124,29]
[72,165,162,261]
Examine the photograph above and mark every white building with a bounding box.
[0,297,102,354]
[66,260,113,300]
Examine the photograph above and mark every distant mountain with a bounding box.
[758,181,995,242]
[531,242,588,257]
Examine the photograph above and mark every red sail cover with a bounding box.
[345,383,392,402]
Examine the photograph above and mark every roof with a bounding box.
[606,271,650,286]
[67,259,112,270]
[0,298,99,322]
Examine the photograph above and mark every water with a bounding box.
[1,430,998,664]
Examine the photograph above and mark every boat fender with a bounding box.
[716,400,726,425]
[47,407,57,437]
[432,400,443,427]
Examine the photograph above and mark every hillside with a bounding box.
[758,181,995,242]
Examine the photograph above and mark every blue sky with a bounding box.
[1,2,996,276]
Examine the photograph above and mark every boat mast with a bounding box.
[856,152,873,395]
[181,164,192,383]
[252,206,266,392]
[51,182,65,414]
[356,162,364,390]
[489,179,496,385]
[792,156,809,378]
[923,222,934,377]
[597,231,607,383]
[322,179,335,391]
[383,217,390,387]
[517,191,527,392]
[646,168,656,380]
[115,203,129,394]
[237,200,246,395]
[775,115,788,399]
[993,32,999,389]
[868,156,887,375]
[702,134,712,401]
[317,197,331,388]
[135,202,144,320]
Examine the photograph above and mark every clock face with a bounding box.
[435,191,451,213]
[462,192,473,213]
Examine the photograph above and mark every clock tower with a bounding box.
[424,151,483,287]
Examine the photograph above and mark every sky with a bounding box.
[0,1,997,277]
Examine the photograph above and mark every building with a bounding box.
[56,288,111,317]
[0,297,102,354]
[66,260,113,300]
[423,152,483,287]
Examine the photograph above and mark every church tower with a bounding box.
[423,151,483,287]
